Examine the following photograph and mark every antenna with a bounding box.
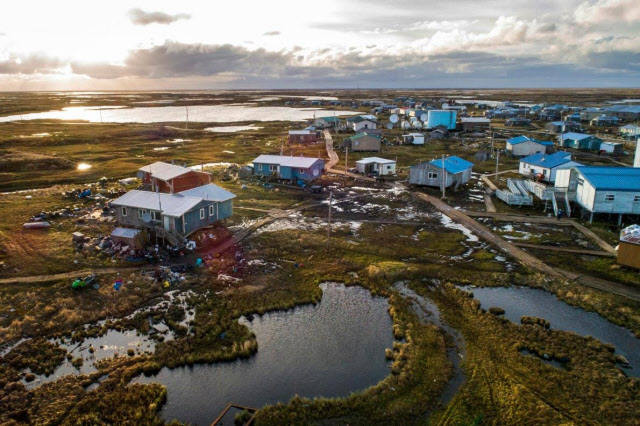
[185,106,189,130]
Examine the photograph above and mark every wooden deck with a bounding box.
[211,403,257,426]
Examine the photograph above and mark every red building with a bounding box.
[138,161,211,194]
[288,130,317,144]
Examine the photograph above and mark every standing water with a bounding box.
[463,286,640,376]
[135,283,394,425]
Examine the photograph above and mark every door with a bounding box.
[163,216,171,232]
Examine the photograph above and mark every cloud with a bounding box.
[263,31,281,36]
[0,54,65,74]
[575,0,640,24]
[128,8,190,26]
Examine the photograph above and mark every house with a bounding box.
[355,157,396,176]
[138,161,211,194]
[606,105,640,121]
[343,133,381,152]
[599,142,623,155]
[617,226,640,269]
[505,117,531,127]
[426,110,457,129]
[460,117,490,132]
[545,121,580,133]
[402,133,425,145]
[590,115,620,127]
[561,132,603,151]
[539,110,561,121]
[475,150,491,162]
[430,128,448,140]
[111,183,235,246]
[252,155,325,181]
[620,124,640,138]
[409,156,474,188]
[314,116,341,128]
[288,130,317,144]
[506,135,555,157]
[346,115,377,132]
[554,166,640,223]
[518,151,582,183]
[580,108,606,122]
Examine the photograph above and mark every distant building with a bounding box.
[506,135,554,157]
[346,115,377,132]
[112,183,235,246]
[314,116,341,128]
[606,105,640,121]
[343,133,381,152]
[429,128,448,140]
[545,121,580,133]
[620,124,640,138]
[460,117,490,132]
[402,133,425,145]
[560,132,603,151]
[580,108,606,122]
[505,117,531,127]
[599,142,623,155]
[409,156,474,188]
[590,115,620,127]
[252,155,325,181]
[426,110,457,130]
[138,161,211,194]
[288,130,317,144]
[518,151,582,183]
[555,166,640,223]
[355,157,397,176]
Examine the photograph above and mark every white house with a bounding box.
[554,166,640,224]
[506,135,555,157]
[346,116,377,132]
[355,157,397,176]
[518,151,582,183]
[620,124,640,138]
[599,142,623,155]
[402,133,425,145]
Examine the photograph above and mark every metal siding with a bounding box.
[280,166,293,179]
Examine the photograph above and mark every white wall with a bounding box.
[507,141,547,157]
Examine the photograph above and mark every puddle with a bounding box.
[204,124,264,132]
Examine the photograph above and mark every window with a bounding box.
[577,178,584,186]
[121,207,127,216]
[209,205,214,216]
[269,164,277,172]
[635,195,640,202]
[299,168,305,174]
[138,209,147,219]
[604,194,615,202]
[200,208,205,219]
[428,172,438,179]
[151,211,160,221]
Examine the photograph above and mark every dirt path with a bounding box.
[512,243,615,258]
[556,269,640,303]
[323,130,339,170]
[483,192,497,212]
[0,267,144,285]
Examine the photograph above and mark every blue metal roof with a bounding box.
[507,135,554,146]
[577,166,640,191]
[520,151,575,169]
[561,132,597,141]
[429,156,474,174]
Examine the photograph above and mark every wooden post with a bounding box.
[326,191,333,250]
[495,149,500,176]
[441,154,446,198]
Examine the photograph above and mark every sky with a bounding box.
[0,0,639,90]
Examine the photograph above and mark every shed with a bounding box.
[618,226,640,269]
[402,133,425,145]
[355,157,396,176]
[506,135,554,157]
[409,156,474,188]
[138,161,211,194]
[111,227,145,249]
[343,133,381,152]
[600,142,623,155]
[460,117,490,132]
[545,121,580,133]
[288,130,317,144]
[346,116,377,132]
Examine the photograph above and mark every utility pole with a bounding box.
[495,149,500,176]
[344,146,349,185]
[490,127,494,155]
[441,154,446,198]
[99,106,103,124]
[185,106,189,130]
[326,191,333,250]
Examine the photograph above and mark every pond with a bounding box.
[135,283,394,425]
[462,286,640,376]
[0,105,356,123]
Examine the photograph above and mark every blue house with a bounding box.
[252,155,325,182]
[506,135,555,157]
[561,132,603,151]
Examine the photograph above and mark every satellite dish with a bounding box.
[386,123,393,130]
[312,169,320,177]
[142,213,152,223]
[402,121,410,130]
[136,171,145,178]
[420,113,428,122]
[414,121,423,129]
[389,114,399,124]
